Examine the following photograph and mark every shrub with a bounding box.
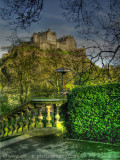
[66,82,120,144]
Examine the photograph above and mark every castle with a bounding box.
[31,28,77,51]
[1,29,86,59]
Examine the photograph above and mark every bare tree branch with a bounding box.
[0,0,46,30]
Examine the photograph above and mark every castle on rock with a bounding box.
[1,29,86,59]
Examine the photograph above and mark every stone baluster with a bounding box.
[46,105,52,128]
[18,112,24,133]
[8,117,14,136]
[23,107,29,131]
[29,107,36,129]
[55,105,62,128]
[3,117,9,136]
[37,106,43,128]
[13,114,18,134]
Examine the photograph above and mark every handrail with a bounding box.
[1,98,67,118]
[1,101,30,118]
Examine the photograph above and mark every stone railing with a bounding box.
[0,99,67,137]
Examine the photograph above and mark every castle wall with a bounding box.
[65,37,77,50]
[39,42,57,50]
[40,42,50,49]
[47,31,56,44]
[57,36,77,51]
[39,33,47,41]
[57,42,68,51]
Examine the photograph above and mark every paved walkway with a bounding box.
[0,127,63,148]
[0,136,120,160]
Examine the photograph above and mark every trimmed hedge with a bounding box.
[66,83,120,144]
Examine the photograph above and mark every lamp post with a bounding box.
[57,68,70,94]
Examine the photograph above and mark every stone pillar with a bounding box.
[18,112,24,133]
[46,105,52,128]
[37,106,43,128]
[13,114,18,134]
[8,117,14,136]
[55,105,62,128]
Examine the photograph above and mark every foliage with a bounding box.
[0,84,11,115]
[66,82,120,144]
[0,44,119,112]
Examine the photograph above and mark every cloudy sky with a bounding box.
[0,0,106,67]
[0,0,81,56]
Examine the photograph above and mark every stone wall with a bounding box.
[57,36,77,51]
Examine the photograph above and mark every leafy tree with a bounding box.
[0,44,39,105]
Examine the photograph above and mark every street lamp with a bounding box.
[57,68,70,94]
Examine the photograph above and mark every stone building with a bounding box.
[31,29,77,51]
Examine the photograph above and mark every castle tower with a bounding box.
[31,29,57,49]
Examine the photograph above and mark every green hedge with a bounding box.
[66,83,120,144]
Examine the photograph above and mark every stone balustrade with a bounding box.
[0,99,67,137]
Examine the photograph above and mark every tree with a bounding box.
[60,0,120,71]
[0,0,46,30]
[0,83,10,114]
[0,44,39,105]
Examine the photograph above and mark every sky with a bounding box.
[0,0,78,55]
[0,0,104,67]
